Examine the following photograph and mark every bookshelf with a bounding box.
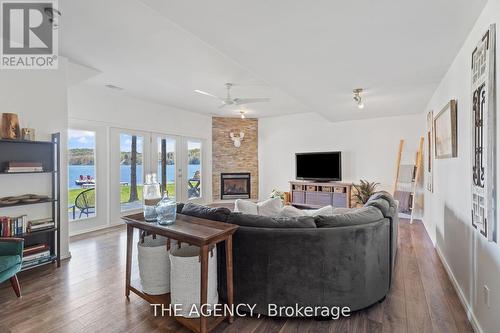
[0,133,61,270]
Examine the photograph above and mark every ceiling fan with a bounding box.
[195,83,270,109]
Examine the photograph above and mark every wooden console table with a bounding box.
[290,181,352,208]
[122,213,238,333]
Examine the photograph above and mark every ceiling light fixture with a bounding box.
[105,84,124,91]
[240,110,246,119]
[353,88,365,109]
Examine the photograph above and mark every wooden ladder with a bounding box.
[392,137,424,223]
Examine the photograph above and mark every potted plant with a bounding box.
[352,180,380,206]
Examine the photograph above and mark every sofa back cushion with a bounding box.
[364,198,390,217]
[181,202,231,222]
[364,191,397,218]
[315,206,384,228]
[228,213,316,228]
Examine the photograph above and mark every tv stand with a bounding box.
[289,181,352,208]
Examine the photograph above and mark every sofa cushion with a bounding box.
[332,207,355,214]
[0,255,21,272]
[364,198,391,217]
[369,191,397,208]
[228,213,316,228]
[277,205,306,218]
[314,206,384,228]
[303,205,335,217]
[181,202,231,222]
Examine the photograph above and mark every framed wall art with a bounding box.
[426,111,434,192]
[434,100,458,159]
[471,24,496,242]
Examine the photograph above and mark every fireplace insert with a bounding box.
[221,173,251,199]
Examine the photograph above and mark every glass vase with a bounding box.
[156,192,177,225]
[143,173,161,222]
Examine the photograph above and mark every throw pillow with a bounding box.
[257,197,283,217]
[181,202,231,222]
[277,205,307,218]
[234,199,258,215]
[303,205,334,217]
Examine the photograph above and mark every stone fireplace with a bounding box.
[212,117,259,201]
[220,173,251,199]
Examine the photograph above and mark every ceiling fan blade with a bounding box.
[234,98,271,105]
[194,89,221,99]
[218,102,227,109]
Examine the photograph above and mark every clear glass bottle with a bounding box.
[156,191,177,225]
[143,173,161,222]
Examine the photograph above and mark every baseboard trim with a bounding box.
[435,246,483,333]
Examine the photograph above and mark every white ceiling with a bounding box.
[61,0,487,121]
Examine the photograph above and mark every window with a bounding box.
[187,140,202,199]
[68,130,96,221]
[157,137,176,198]
[120,133,144,212]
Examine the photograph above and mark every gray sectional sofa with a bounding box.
[178,191,398,316]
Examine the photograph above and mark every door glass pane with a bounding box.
[157,137,176,199]
[187,140,202,199]
[120,133,144,211]
[68,130,96,221]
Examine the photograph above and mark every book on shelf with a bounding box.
[22,255,54,269]
[21,243,53,269]
[4,161,44,173]
[23,249,50,262]
[0,216,55,236]
[23,243,50,256]
[28,218,55,232]
[0,215,28,236]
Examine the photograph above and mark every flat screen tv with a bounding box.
[296,152,342,181]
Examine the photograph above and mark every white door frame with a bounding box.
[109,127,152,224]
[180,137,205,203]
[68,122,108,236]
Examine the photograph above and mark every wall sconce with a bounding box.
[230,132,245,148]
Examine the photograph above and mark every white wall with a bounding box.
[0,59,70,259]
[422,1,500,332]
[68,84,213,234]
[69,84,212,139]
[258,112,423,199]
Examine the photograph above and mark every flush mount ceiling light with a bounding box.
[353,88,365,109]
[239,110,246,119]
[105,84,124,91]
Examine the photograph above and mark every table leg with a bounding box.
[125,224,133,299]
[225,236,234,323]
[200,244,209,333]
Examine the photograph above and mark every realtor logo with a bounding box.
[1,0,58,69]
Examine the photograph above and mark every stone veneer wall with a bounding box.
[212,117,258,201]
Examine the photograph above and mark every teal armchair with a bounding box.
[0,238,23,297]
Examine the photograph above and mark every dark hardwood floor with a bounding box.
[0,219,473,333]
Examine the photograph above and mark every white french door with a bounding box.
[150,135,204,203]
[110,128,205,223]
[182,138,203,203]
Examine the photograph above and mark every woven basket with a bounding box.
[137,235,174,295]
[170,245,219,318]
